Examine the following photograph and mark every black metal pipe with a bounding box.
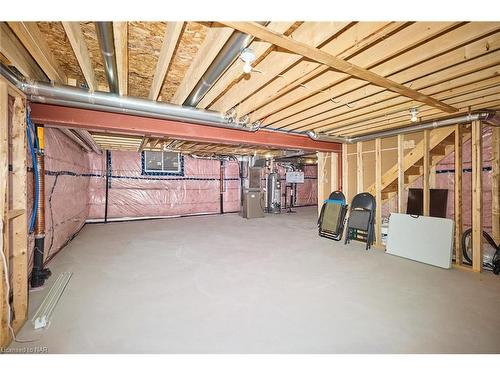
[220,160,224,214]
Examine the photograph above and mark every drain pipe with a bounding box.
[31,125,51,288]
[95,22,119,94]
[0,63,260,131]
[184,21,269,107]
[306,111,496,143]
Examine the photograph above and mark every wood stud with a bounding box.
[471,120,483,272]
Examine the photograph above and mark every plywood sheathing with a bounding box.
[158,22,208,102]
[36,22,86,86]
[128,22,166,98]
[79,22,108,91]
[0,52,10,66]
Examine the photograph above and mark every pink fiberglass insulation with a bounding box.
[25,127,91,270]
[381,126,494,235]
[268,163,318,208]
[87,151,241,219]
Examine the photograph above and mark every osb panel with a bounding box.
[128,22,166,98]
[158,21,209,103]
[80,22,108,91]
[0,52,10,66]
[36,22,86,86]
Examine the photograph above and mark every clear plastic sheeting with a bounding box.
[27,128,91,269]
[88,151,241,220]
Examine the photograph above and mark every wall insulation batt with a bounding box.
[21,123,318,270]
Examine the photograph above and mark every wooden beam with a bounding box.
[171,24,233,105]
[0,80,9,349]
[210,22,349,113]
[149,22,183,100]
[58,128,92,152]
[221,22,458,114]
[454,125,463,265]
[0,22,46,81]
[10,96,28,331]
[492,126,500,244]
[138,136,149,153]
[397,134,404,213]
[375,138,382,246]
[30,103,342,153]
[423,130,430,216]
[7,22,66,83]
[113,22,128,96]
[471,120,483,272]
[62,22,97,91]
[356,142,363,193]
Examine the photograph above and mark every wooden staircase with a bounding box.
[367,126,464,201]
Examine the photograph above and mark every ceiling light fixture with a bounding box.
[240,48,256,74]
[410,107,419,122]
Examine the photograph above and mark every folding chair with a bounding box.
[344,192,376,250]
[318,191,348,241]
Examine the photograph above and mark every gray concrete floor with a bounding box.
[10,207,500,353]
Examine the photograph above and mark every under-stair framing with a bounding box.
[329,121,499,273]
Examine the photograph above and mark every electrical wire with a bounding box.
[26,110,39,233]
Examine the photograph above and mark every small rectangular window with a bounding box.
[142,151,183,175]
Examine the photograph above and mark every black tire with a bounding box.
[462,228,500,271]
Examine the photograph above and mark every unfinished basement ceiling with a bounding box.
[2,21,499,138]
[87,131,301,158]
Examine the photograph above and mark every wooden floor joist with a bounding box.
[221,22,458,114]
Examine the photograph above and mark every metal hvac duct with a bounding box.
[305,111,496,143]
[95,22,120,94]
[183,21,269,107]
[0,63,260,131]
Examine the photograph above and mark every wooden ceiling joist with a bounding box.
[113,22,128,96]
[239,21,406,119]
[171,24,234,105]
[149,22,184,100]
[62,22,97,91]
[221,21,458,114]
[271,25,500,132]
[0,22,47,81]
[195,21,296,109]
[210,21,348,113]
[7,22,67,83]
[254,21,462,126]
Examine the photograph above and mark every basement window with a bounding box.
[141,150,184,176]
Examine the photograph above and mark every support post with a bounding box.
[423,130,430,216]
[397,134,404,213]
[471,120,483,272]
[454,125,463,265]
[0,80,9,349]
[492,126,499,244]
[356,142,363,193]
[342,144,348,198]
[10,96,28,329]
[331,152,339,192]
[375,138,382,246]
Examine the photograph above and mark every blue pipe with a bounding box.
[26,111,38,233]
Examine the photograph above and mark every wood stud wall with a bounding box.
[471,120,483,272]
[0,78,28,349]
